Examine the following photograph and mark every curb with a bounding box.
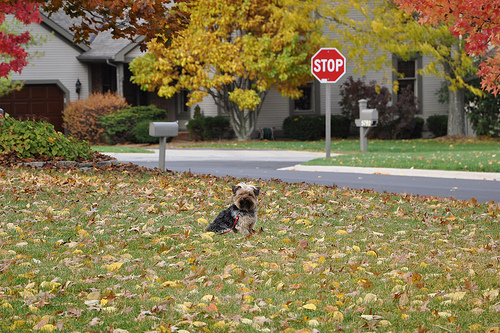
[279,164,499,181]
[19,160,119,169]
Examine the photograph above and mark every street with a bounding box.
[105,149,499,203]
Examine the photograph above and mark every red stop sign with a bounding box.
[311,48,346,83]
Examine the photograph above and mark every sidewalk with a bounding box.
[106,148,499,181]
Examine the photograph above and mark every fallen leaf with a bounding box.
[302,303,316,310]
[104,262,123,272]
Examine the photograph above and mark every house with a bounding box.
[1,10,449,136]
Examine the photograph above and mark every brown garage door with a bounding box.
[0,84,65,132]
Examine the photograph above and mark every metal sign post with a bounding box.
[311,48,347,158]
[325,83,331,158]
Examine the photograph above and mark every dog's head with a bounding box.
[232,183,260,212]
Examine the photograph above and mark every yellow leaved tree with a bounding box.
[321,0,480,136]
[130,0,325,140]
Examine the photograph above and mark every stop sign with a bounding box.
[311,48,346,83]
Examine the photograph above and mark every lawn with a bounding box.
[1,166,499,332]
[92,145,155,154]
[97,138,500,172]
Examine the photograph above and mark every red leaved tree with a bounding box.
[394,0,500,95]
[1,0,185,78]
[0,0,41,78]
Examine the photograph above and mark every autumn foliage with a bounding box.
[1,0,185,78]
[394,0,500,95]
[131,0,325,140]
[40,0,186,49]
[0,1,41,77]
[62,92,129,144]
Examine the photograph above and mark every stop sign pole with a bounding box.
[311,48,346,158]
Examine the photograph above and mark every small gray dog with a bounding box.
[206,183,261,235]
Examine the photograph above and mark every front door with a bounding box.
[176,89,191,129]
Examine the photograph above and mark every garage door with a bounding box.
[0,84,65,132]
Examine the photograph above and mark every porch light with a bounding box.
[75,79,82,95]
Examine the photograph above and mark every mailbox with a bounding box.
[355,99,378,152]
[355,109,378,127]
[149,121,179,171]
[149,122,179,137]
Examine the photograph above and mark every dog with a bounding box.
[206,183,261,235]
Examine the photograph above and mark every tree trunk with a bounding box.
[228,107,257,141]
[443,61,466,136]
[208,81,268,141]
[447,87,465,136]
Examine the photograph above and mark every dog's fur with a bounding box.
[206,183,260,235]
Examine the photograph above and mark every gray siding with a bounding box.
[8,16,89,103]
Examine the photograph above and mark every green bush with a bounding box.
[133,120,156,144]
[283,115,324,141]
[186,115,231,141]
[203,116,231,140]
[331,115,350,138]
[283,115,350,141]
[465,79,500,137]
[411,117,424,139]
[98,105,167,144]
[0,113,92,161]
[186,117,205,141]
[427,115,448,137]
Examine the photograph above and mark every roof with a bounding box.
[41,10,143,63]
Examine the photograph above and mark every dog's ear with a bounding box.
[232,184,241,194]
[253,186,261,196]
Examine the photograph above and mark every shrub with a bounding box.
[0,113,92,161]
[283,115,324,141]
[339,76,391,123]
[134,119,157,144]
[426,115,448,137]
[283,115,351,141]
[339,77,420,139]
[63,92,129,144]
[412,117,424,139]
[331,115,350,138]
[373,85,420,140]
[99,105,167,144]
[465,79,500,137]
[203,116,231,140]
[186,115,231,141]
[186,117,205,141]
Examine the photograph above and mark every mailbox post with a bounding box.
[354,99,378,152]
[149,121,179,171]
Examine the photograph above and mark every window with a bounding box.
[397,60,416,94]
[393,56,423,112]
[180,89,190,113]
[293,82,314,113]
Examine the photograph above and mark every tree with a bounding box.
[1,0,184,81]
[130,0,325,140]
[322,0,480,136]
[40,0,186,50]
[394,0,500,96]
[0,0,41,78]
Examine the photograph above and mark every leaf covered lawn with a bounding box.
[0,167,499,332]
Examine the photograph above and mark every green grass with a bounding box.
[0,167,499,332]
[179,138,500,172]
[92,145,155,153]
[305,150,500,172]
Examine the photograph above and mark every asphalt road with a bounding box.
[105,149,499,203]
